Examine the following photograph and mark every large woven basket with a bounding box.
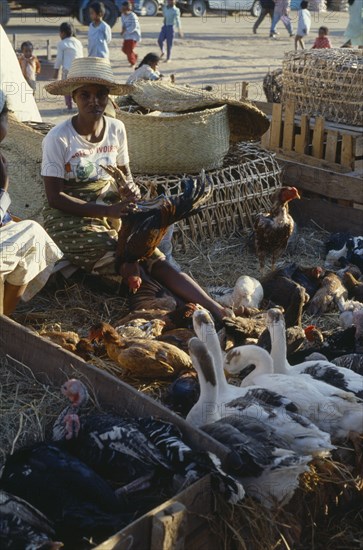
[135,143,282,252]
[282,49,363,126]
[117,105,230,174]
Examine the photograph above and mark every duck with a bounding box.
[89,322,192,379]
[224,344,363,440]
[190,310,334,456]
[53,379,243,504]
[186,338,311,508]
[0,490,62,550]
[332,354,363,376]
[267,308,363,398]
[0,443,132,544]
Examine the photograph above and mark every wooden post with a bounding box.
[260,127,271,149]
[269,103,283,149]
[341,134,354,169]
[282,101,295,152]
[295,115,310,154]
[241,81,249,100]
[324,130,338,163]
[354,135,363,171]
[151,502,187,550]
[12,34,16,51]
[46,39,51,60]
[311,116,325,159]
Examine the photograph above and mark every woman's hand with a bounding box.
[107,200,136,219]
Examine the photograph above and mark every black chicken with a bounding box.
[115,173,212,293]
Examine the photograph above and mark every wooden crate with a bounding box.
[0,316,233,549]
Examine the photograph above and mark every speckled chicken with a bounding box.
[307,272,348,315]
[342,271,363,302]
[89,322,193,378]
[254,186,300,272]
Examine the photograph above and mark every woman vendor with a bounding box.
[0,92,63,315]
[41,57,226,323]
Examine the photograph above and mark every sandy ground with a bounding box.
[4,9,350,124]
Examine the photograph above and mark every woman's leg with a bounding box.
[3,281,27,315]
[150,259,226,322]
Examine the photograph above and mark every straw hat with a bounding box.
[45,57,132,96]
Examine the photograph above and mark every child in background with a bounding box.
[158,0,183,63]
[88,2,112,58]
[53,22,84,111]
[312,26,332,49]
[121,1,141,67]
[295,1,311,50]
[18,41,41,94]
[126,52,161,84]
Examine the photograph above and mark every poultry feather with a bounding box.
[38,330,80,352]
[342,271,363,302]
[219,313,268,350]
[128,273,178,311]
[115,172,212,292]
[207,275,263,311]
[100,164,141,201]
[115,303,200,332]
[0,490,62,550]
[254,186,300,272]
[89,322,192,379]
[307,272,347,315]
[261,273,308,327]
[156,328,196,353]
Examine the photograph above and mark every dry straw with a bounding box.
[282,49,363,126]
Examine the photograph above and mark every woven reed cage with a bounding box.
[135,143,282,252]
[282,49,363,126]
[117,105,230,174]
[263,68,283,104]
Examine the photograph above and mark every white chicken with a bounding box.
[207,275,263,311]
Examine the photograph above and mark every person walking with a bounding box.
[253,0,275,34]
[88,2,112,59]
[53,22,84,111]
[270,0,294,39]
[157,0,183,63]
[295,1,311,50]
[342,0,363,47]
[121,1,141,67]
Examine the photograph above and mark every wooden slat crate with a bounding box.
[0,316,233,549]
[260,101,363,172]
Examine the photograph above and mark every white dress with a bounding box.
[296,9,311,37]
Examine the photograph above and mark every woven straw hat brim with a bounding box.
[45,77,132,96]
[130,81,269,141]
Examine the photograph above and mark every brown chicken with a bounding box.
[254,186,300,272]
[89,322,193,379]
[115,173,212,293]
[307,272,348,315]
[39,330,80,352]
[156,328,196,353]
[342,271,363,302]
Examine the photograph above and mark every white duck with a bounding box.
[267,308,363,398]
[190,309,334,456]
[224,345,363,440]
[186,337,311,509]
[207,275,263,310]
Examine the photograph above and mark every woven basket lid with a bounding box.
[130,81,270,141]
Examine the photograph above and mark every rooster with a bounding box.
[254,186,300,272]
[114,172,212,293]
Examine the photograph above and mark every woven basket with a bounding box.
[282,49,363,126]
[129,80,270,142]
[1,114,46,222]
[134,143,282,252]
[117,105,230,174]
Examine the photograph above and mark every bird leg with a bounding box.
[115,473,154,497]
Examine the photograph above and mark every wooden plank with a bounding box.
[324,130,338,163]
[282,101,295,152]
[254,101,273,117]
[294,115,309,154]
[0,317,232,468]
[355,135,363,158]
[277,150,350,174]
[150,502,187,550]
[279,158,363,203]
[290,197,363,234]
[260,127,270,149]
[241,81,249,100]
[341,134,354,169]
[311,116,325,159]
[269,103,283,148]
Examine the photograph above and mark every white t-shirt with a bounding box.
[54,37,84,71]
[41,117,129,183]
[297,9,311,36]
[126,64,160,84]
